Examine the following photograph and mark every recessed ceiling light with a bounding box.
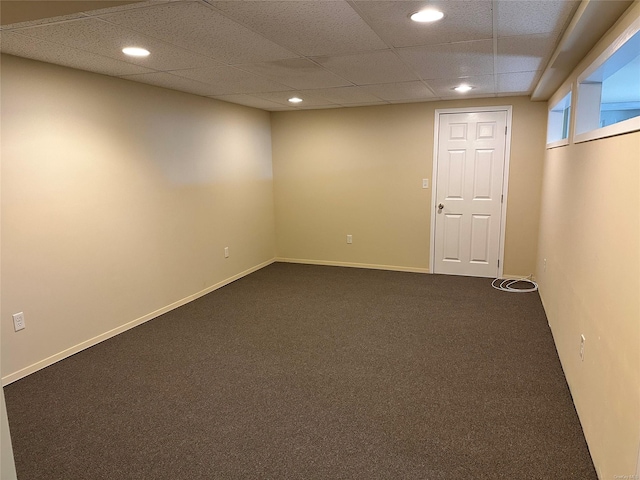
[410,8,444,23]
[288,97,303,104]
[453,84,474,93]
[122,47,150,57]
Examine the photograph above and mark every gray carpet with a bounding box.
[4,263,597,479]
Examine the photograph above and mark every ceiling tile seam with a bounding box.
[287,93,342,107]
[228,62,355,93]
[295,88,385,107]
[492,0,499,95]
[164,74,292,97]
[76,0,176,19]
[308,47,437,101]
[209,93,291,107]
[196,0,303,59]
[340,100,391,107]
[197,0,371,91]
[344,0,501,98]
[137,63,292,92]
[301,56,360,88]
[214,89,333,108]
[227,46,393,65]
[344,0,398,50]
[1,15,103,33]
[126,83,213,100]
[388,38,497,52]
[232,87,390,110]
[496,0,581,41]
[117,71,210,85]
[496,69,542,76]
[340,1,495,53]
[198,0,443,101]
[302,47,389,63]
[0,1,175,32]
[318,0,435,102]
[0,29,161,76]
[345,0,438,99]
[497,31,564,41]
[388,38,497,51]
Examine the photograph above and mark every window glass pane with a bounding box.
[577,28,640,134]
[547,92,571,144]
[600,54,640,127]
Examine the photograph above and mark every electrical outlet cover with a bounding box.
[13,312,25,331]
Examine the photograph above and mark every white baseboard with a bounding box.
[502,273,535,281]
[2,259,276,386]
[275,257,429,274]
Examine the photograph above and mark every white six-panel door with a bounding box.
[432,109,509,278]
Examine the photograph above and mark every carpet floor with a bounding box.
[4,263,597,479]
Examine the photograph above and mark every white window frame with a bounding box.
[574,15,640,144]
[546,88,572,149]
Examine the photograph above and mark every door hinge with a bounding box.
[505,126,507,135]
[498,259,500,267]
[501,194,504,203]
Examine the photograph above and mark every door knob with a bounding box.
[438,203,444,210]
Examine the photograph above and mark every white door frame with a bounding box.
[430,106,513,278]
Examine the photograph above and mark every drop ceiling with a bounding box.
[0,0,613,111]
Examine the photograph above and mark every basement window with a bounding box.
[574,18,640,143]
[547,91,571,148]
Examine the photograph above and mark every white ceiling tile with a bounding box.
[80,0,175,18]
[312,50,419,85]
[0,31,153,76]
[360,81,436,102]
[497,0,579,37]
[438,91,498,101]
[352,0,493,48]
[170,66,291,95]
[209,1,388,56]
[0,0,163,31]
[342,102,389,108]
[119,72,221,96]
[296,104,344,110]
[496,92,527,98]
[0,0,585,109]
[0,13,87,32]
[425,75,496,97]
[497,71,540,93]
[10,18,132,49]
[497,34,558,74]
[297,86,385,105]
[250,90,338,108]
[235,58,352,90]
[397,40,494,80]
[11,18,222,71]
[211,94,289,110]
[99,1,299,64]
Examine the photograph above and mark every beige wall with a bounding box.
[1,54,276,381]
[537,3,640,478]
[271,97,546,276]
